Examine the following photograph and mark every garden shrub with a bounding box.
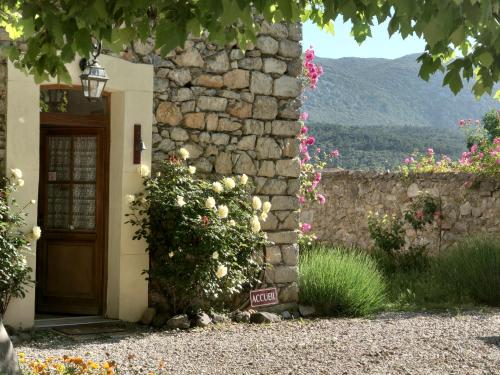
[0,169,38,317]
[299,245,387,317]
[127,150,269,315]
[432,235,500,306]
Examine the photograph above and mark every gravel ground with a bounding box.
[17,311,500,374]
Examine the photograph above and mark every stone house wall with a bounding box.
[0,29,8,177]
[302,170,500,251]
[121,22,303,308]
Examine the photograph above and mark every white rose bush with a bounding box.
[0,169,39,316]
[126,151,270,314]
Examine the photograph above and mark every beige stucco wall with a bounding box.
[3,55,153,328]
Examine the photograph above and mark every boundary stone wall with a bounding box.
[302,170,500,251]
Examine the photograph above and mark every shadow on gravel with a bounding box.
[479,336,500,350]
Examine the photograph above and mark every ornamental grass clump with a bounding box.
[127,149,269,315]
[299,246,387,317]
[432,235,500,306]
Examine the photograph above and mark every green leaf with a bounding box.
[477,51,494,67]
[443,68,463,94]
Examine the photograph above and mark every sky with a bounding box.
[302,18,426,59]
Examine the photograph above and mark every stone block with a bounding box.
[197,96,228,111]
[265,246,282,264]
[206,51,230,73]
[218,118,242,132]
[261,179,288,195]
[259,21,288,39]
[230,49,245,60]
[256,36,279,54]
[174,48,204,67]
[288,23,302,41]
[279,282,299,303]
[282,244,299,266]
[267,231,298,245]
[206,113,218,131]
[287,59,303,77]
[183,143,204,159]
[243,119,265,136]
[195,157,213,173]
[280,211,300,230]
[223,69,250,89]
[168,68,192,86]
[283,138,300,158]
[238,57,263,70]
[170,127,189,141]
[273,265,299,283]
[276,158,300,177]
[279,99,301,119]
[258,160,276,177]
[273,75,301,98]
[156,102,183,126]
[272,120,301,137]
[238,135,256,151]
[271,196,299,210]
[215,152,233,174]
[256,137,282,160]
[234,152,257,175]
[253,96,278,120]
[407,183,420,198]
[181,100,196,113]
[184,112,205,129]
[192,74,224,88]
[279,39,301,58]
[226,101,252,119]
[250,72,273,95]
[211,133,230,145]
[158,138,175,152]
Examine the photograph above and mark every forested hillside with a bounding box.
[303,54,498,129]
[310,123,466,171]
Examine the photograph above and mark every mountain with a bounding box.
[303,54,499,128]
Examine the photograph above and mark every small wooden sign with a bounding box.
[250,287,279,308]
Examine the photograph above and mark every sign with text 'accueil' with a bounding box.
[250,287,279,308]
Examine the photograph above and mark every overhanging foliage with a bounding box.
[0,0,499,98]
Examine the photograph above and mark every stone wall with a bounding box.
[121,21,303,308]
[0,29,8,177]
[303,170,500,251]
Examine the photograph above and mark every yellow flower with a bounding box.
[188,166,196,174]
[212,182,223,193]
[216,264,227,278]
[252,196,262,210]
[222,177,236,190]
[250,215,261,233]
[205,197,216,209]
[239,174,248,185]
[217,205,229,219]
[138,164,150,177]
[228,219,236,226]
[179,147,190,160]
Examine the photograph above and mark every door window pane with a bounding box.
[73,136,97,181]
[47,184,70,228]
[48,137,71,181]
[72,184,96,230]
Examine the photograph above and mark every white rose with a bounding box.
[30,199,37,205]
[239,174,248,185]
[205,197,216,209]
[17,179,25,187]
[250,215,261,233]
[19,254,27,266]
[138,164,150,177]
[260,212,268,222]
[212,182,223,193]
[32,226,42,240]
[228,219,236,226]
[216,264,228,278]
[169,251,175,258]
[179,148,190,160]
[222,177,236,190]
[217,205,229,219]
[10,168,22,179]
[212,251,219,260]
[188,166,196,174]
[252,196,262,210]
[126,194,135,203]
[262,201,272,214]
[177,195,186,207]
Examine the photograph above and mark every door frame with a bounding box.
[37,87,110,316]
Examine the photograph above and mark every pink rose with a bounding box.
[306,136,315,145]
[300,112,309,121]
[427,148,434,156]
[470,144,478,153]
[300,223,312,233]
[298,196,305,204]
[317,194,326,204]
[300,125,308,135]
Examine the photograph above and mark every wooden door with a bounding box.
[37,115,109,315]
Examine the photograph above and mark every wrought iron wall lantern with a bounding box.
[79,40,109,101]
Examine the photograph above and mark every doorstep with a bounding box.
[34,315,119,329]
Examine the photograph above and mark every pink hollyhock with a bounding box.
[427,148,434,156]
[458,119,465,127]
[314,172,321,182]
[300,143,308,154]
[300,112,309,121]
[470,144,478,153]
[493,137,500,145]
[300,223,312,233]
[330,149,340,158]
[300,126,308,135]
[298,196,305,204]
[317,194,326,204]
[306,136,315,145]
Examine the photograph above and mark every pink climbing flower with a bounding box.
[493,137,500,145]
[427,148,434,156]
[300,223,312,233]
[330,149,340,158]
[300,112,309,121]
[300,126,308,135]
[314,172,321,182]
[306,136,315,145]
[317,194,326,204]
[470,144,478,153]
[298,196,305,204]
